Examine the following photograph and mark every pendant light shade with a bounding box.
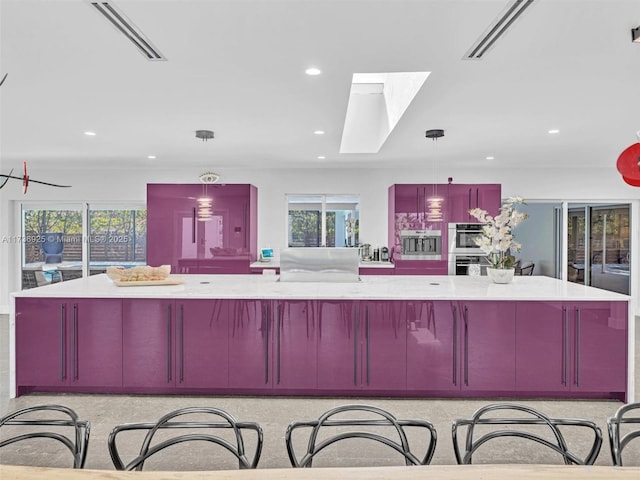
[616,142,640,187]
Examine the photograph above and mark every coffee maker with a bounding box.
[380,246,390,261]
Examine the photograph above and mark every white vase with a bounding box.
[487,267,515,284]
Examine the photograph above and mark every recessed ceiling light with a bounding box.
[486,156,495,160]
[548,129,560,134]
[317,156,326,160]
[147,155,156,159]
[84,131,96,136]
[305,67,322,76]
[314,130,325,135]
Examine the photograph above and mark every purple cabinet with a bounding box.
[176,300,229,389]
[147,184,257,274]
[406,301,457,391]
[317,300,358,390]
[273,300,317,390]
[123,299,176,388]
[363,301,406,390]
[228,299,271,389]
[227,299,319,391]
[316,301,406,391]
[16,297,122,391]
[568,301,627,393]
[388,184,448,262]
[515,301,627,396]
[515,301,568,392]
[393,260,448,276]
[459,301,516,391]
[447,184,501,223]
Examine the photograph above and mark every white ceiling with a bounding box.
[1,0,639,172]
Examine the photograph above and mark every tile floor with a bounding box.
[1,313,638,470]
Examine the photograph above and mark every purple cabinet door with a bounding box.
[515,301,568,392]
[461,301,516,391]
[16,298,123,390]
[228,299,271,389]
[476,184,501,217]
[317,300,358,390]
[273,300,317,390]
[123,299,175,388]
[147,184,257,274]
[570,301,627,393]
[406,301,457,391]
[147,184,199,273]
[71,298,122,388]
[363,301,406,390]
[16,298,67,387]
[446,184,501,223]
[176,300,229,389]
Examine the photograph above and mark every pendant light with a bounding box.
[425,129,444,223]
[195,130,218,220]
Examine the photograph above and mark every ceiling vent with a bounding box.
[88,1,166,61]
[464,0,537,60]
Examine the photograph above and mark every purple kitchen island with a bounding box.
[9,274,633,401]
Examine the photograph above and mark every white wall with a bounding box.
[1,163,639,312]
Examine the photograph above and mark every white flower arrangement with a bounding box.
[468,196,528,270]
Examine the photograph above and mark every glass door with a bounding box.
[20,203,147,289]
[21,204,84,288]
[567,204,630,294]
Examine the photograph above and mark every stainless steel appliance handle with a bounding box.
[60,303,66,381]
[72,303,78,381]
[453,305,458,386]
[562,306,568,386]
[464,306,469,386]
[166,304,172,383]
[178,304,184,383]
[575,308,581,387]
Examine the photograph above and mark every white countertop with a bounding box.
[11,274,630,302]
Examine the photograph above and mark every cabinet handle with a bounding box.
[562,307,568,387]
[575,308,581,387]
[476,188,479,210]
[416,188,419,222]
[264,304,270,385]
[72,304,78,381]
[468,188,472,218]
[192,208,196,243]
[60,304,66,381]
[277,304,282,385]
[354,306,358,386]
[366,306,370,386]
[463,306,469,386]
[166,305,172,383]
[452,305,458,386]
[178,304,184,383]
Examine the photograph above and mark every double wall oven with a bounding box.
[447,223,489,275]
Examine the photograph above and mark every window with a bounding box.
[287,194,359,247]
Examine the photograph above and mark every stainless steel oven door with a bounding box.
[448,254,489,275]
[448,223,485,254]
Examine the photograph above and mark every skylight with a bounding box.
[339,72,430,154]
